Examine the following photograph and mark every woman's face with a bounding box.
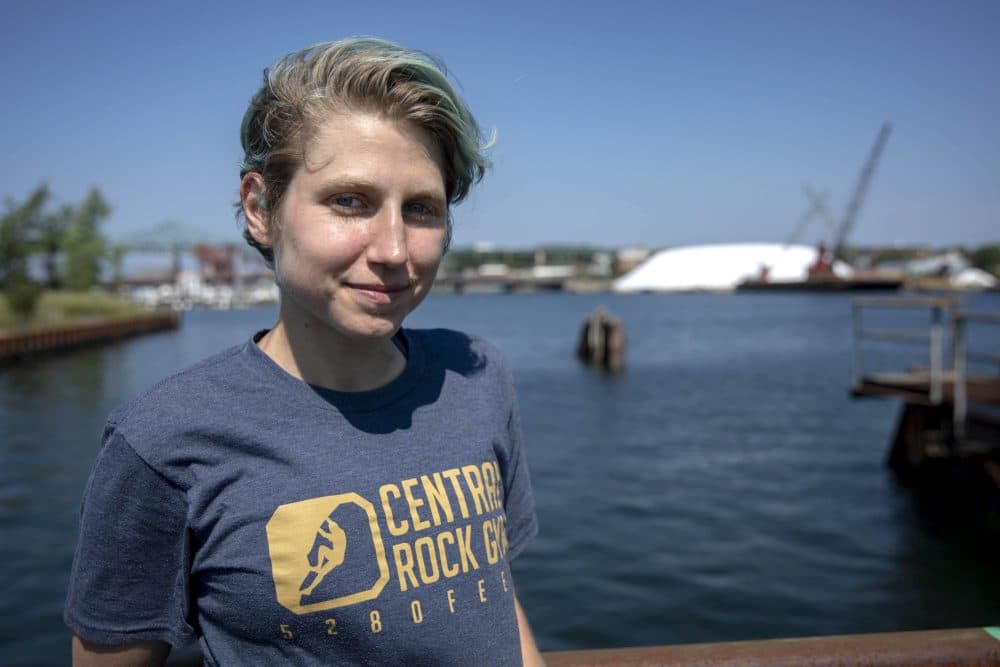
[253,111,449,344]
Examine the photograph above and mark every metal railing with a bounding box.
[952,311,1000,438]
[851,296,958,404]
[543,627,1000,666]
[851,296,1000,439]
[162,627,1000,666]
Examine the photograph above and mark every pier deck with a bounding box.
[853,370,1000,408]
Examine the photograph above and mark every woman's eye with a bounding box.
[331,195,363,209]
[405,202,444,221]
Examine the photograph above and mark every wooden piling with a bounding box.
[576,308,626,373]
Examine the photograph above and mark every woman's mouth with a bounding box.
[346,281,410,305]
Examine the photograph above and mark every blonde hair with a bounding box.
[237,37,492,263]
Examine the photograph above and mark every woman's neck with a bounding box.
[257,319,406,392]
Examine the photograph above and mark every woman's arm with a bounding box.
[515,596,546,667]
[72,636,169,667]
[67,432,191,666]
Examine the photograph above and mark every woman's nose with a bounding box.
[366,207,408,266]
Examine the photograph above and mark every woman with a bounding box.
[66,38,543,666]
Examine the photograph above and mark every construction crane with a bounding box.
[745,122,899,290]
[804,184,839,239]
[751,122,893,286]
[830,122,892,264]
[784,184,836,247]
[806,122,892,277]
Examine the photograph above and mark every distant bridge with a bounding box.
[110,220,244,253]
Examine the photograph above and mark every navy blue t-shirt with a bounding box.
[65,328,538,666]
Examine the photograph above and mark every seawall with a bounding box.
[0,311,180,363]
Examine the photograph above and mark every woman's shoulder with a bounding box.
[405,327,510,376]
[107,339,254,433]
[100,339,267,483]
[403,327,516,412]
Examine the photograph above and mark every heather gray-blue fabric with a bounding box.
[65,328,538,666]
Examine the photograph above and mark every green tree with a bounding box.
[969,244,1000,276]
[63,188,110,290]
[36,203,73,288]
[5,270,45,323]
[108,244,127,291]
[0,184,49,288]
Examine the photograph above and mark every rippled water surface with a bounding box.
[2,292,998,663]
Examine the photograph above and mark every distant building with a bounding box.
[475,263,509,277]
[615,247,654,275]
[589,251,613,277]
[952,268,997,289]
[530,265,574,279]
[880,251,998,289]
[614,243,851,292]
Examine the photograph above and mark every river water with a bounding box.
[2,292,998,664]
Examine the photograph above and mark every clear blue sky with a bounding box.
[3,0,998,249]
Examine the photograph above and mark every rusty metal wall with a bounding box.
[0,312,179,360]
[543,627,1000,667]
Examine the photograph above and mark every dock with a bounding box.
[738,273,904,292]
[850,297,1000,507]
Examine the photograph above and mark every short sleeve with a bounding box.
[497,363,538,562]
[64,425,195,647]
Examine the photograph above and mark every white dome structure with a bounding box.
[951,267,997,289]
[614,243,853,292]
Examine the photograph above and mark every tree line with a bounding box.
[1,183,111,318]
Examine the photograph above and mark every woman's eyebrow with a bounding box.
[407,188,447,203]
[316,178,445,201]
[315,176,379,191]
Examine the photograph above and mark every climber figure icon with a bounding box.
[266,492,390,614]
[299,517,348,596]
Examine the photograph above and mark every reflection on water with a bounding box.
[2,294,998,663]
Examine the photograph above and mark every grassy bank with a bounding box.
[0,291,147,331]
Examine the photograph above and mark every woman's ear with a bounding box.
[241,172,273,246]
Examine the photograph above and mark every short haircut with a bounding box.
[237,37,492,264]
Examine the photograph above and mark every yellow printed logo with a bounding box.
[266,493,390,615]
